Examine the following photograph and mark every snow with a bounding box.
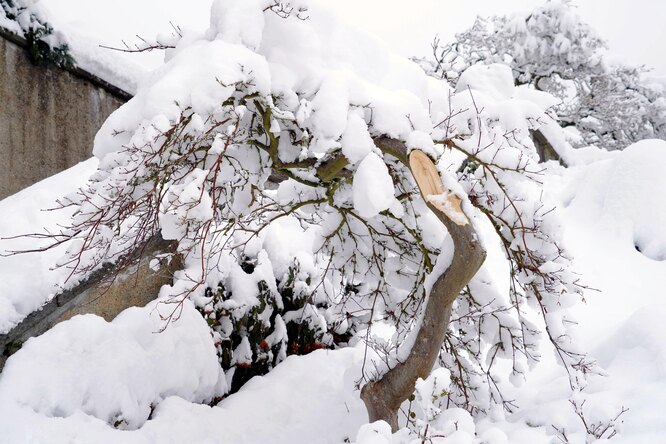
[414,367,452,422]
[0,94,660,444]
[352,152,396,219]
[0,343,367,443]
[208,0,266,51]
[513,139,666,442]
[0,159,98,333]
[457,64,516,102]
[0,300,224,430]
[5,0,663,99]
[592,307,666,443]
[560,139,666,261]
[425,193,469,226]
[342,112,375,164]
[0,7,21,36]
[25,0,210,94]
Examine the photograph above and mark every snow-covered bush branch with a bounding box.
[21,0,609,439]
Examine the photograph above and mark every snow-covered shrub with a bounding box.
[0,0,74,68]
[198,255,352,394]
[28,0,612,439]
[424,0,666,151]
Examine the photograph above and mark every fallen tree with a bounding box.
[12,0,610,438]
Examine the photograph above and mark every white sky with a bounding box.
[44,0,666,76]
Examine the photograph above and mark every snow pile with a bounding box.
[532,139,666,442]
[0,300,224,430]
[0,159,97,333]
[91,0,450,160]
[510,138,666,443]
[560,139,666,261]
[352,410,508,444]
[0,340,367,443]
[591,306,666,443]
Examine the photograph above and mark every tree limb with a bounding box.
[360,142,486,431]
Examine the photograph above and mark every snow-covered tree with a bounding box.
[425,0,666,151]
[29,0,612,438]
[573,64,666,149]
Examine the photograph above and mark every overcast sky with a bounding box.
[45,0,666,76]
[330,0,666,76]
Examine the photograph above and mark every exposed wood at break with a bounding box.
[409,150,468,226]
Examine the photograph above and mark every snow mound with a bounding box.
[142,347,367,444]
[0,342,366,443]
[597,305,666,381]
[562,139,666,260]
[456,63,515,101]
[0,300,224,430]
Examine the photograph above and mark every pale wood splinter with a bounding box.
[409,150,468,226]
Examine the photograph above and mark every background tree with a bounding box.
[423,0,666,151]
[25,0,609,437]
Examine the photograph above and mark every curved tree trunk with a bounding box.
[360,145,486,431]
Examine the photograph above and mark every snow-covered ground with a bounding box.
[548,140,666,443]
[1,140,665,443]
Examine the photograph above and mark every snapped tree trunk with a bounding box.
[360,146,486,431]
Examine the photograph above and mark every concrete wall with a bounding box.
[0,31,129,199]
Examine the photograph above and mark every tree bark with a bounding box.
[360,144,486,431]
